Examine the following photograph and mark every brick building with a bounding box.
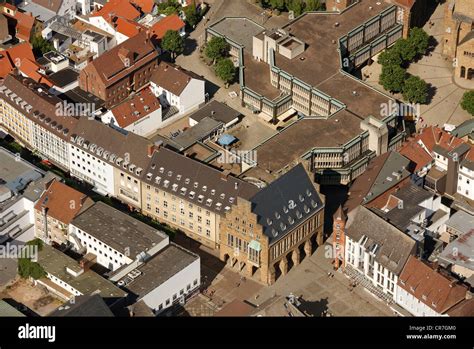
[219,164,325,285]
[78,31,159,108]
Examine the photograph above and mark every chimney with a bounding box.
[147,144,155,157]
[221,170,230,181]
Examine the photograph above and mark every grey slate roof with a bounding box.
[363,152,411,203]
[143,147,258,215]
[346,206,416,275]
[249,164,324,244]
[376,184,434,231]
[49,295,114,317]
[451,119,474,139]
[71,202,168,259]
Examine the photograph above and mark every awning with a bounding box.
[217,134,237,146]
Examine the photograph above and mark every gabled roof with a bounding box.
[49,295,114,317]
[143,147,259,215]
[150,61,201,96]
[0,42,35,78]
[451,119,474,139]
[398,138,433,172]
[82,31,158,87]
[19,58,54,87]
[249,164,324,244]
[344,151,411,213]
[417,126,465,155]
[112,16,146,38]
[346,206,416,275]
[90,0,140,21]
[130,0,155,13]
[1,74,79,141]
[149,14,185,41]
[34,178,94,224]
[31,0,64,13]
[398,256,468,314]
[109,87,160,128]
[13,11,34,41]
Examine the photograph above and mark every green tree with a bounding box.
[183,2,200,28]
[408,27,430,56]
[402,75,429,104]
[205,36,230,64]
[31,35,54,56]
[461,91,474,116]
[287,0,304,16]
[269,0,285,10]
[161,30,185,61]
[215,58,236,86]
[393,39,416,63]
[378,48,403,67]
[18,239,46,280]
[157,0,181,15]
[379,64,406,93]
[305,0,323,11]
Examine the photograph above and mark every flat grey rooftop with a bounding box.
[37,244,127,299]
[252,110,363,174]
[124,243,199,298]
[0,147,43,195]
[71,202,168,258]
[208,17,264,51]
[173,117,223,150]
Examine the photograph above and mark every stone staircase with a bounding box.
[344,265,394,304]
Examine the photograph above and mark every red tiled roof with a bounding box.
[398,256,468,314]
[417,126,465,154]
[34,179,94,224]
[19,58,54,87]
[398,138,433,172]
[109,87,160,128]
[91,0,140,21]
[15,11,35,41]
[149,14,185,41]
[112,17,146,38]
[130,0,155,13]
[0,42,35,78]
[82,31,158,87]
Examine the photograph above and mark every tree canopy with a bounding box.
[161,30,185,61]
[205,36,230,63]
[215,58,236,85]
[461,91,474,116]
[402,75,429,104]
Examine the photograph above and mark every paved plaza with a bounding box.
[363,2,472,128]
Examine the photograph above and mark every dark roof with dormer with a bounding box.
[249,164,324,244]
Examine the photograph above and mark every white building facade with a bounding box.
[68,142,116,196]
